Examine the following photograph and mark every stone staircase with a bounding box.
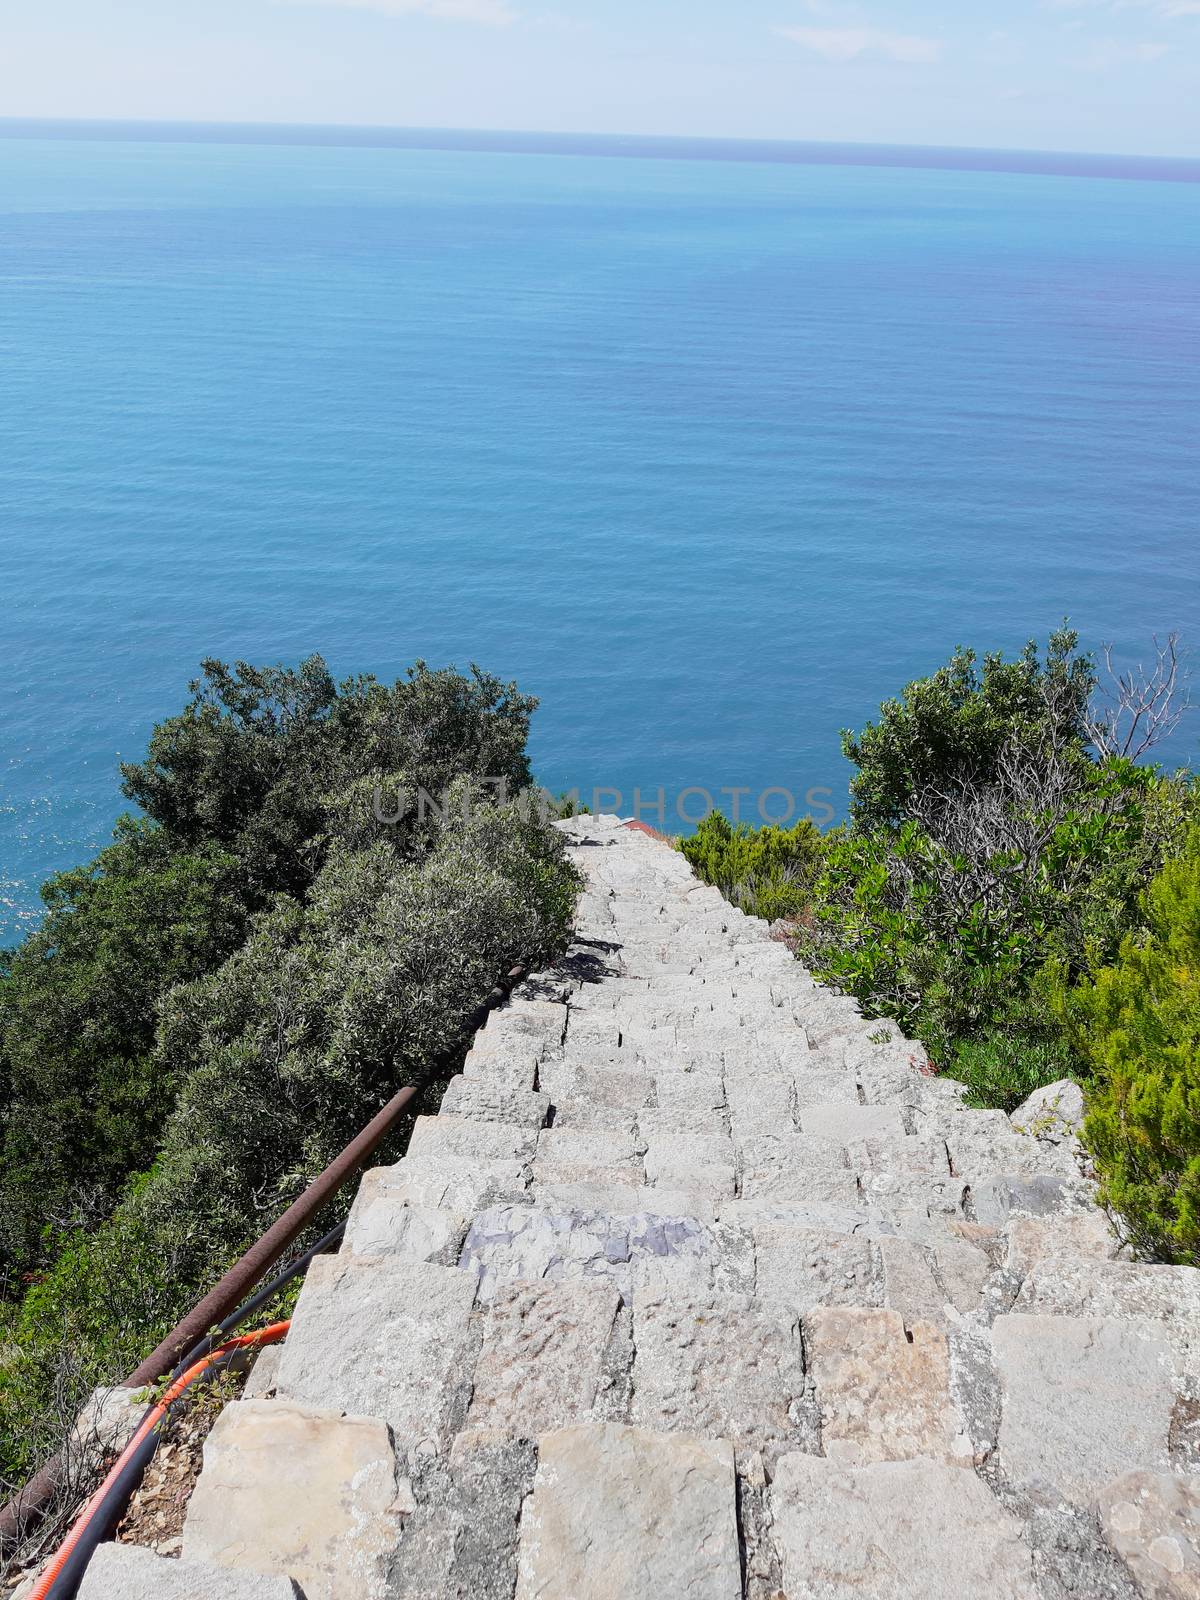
[80,815,1200,1599]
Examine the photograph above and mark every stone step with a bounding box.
[77,1547,303,1600]
[152,816,1183,1600]
[181,1400,398,1600]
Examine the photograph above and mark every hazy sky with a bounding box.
[3,0,1198,157]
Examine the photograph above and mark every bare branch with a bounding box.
[1086,634,1193,763]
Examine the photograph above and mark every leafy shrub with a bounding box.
[679,812,826,922]
[842,626,1095,830]
[801,760,1195,1064]
[951,1031,1076,1114]
[0,658,579,1498]
[1063,828,1200,1264]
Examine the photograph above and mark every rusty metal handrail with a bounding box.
[0,962,527,1558]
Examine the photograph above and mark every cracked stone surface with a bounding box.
[171,816,1196,1600]
[994,1313,1177,1500]
[770,1452,1037,1599]
[514,1425,741,1600]
[805,1306,972,1466]
[181,1401,398,1600]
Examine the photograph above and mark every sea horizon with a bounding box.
[1,116,1198,186]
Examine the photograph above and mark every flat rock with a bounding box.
[805,1306,972,1465]
[78,1547,303,1600]
[407,1114,539,1167]
[631,1291,810,1460]
[460,1205,753,1302]
[878,1235,991,1324]
[514,1424,741,1600]
[1096,1469,1200,1599]
[466,1279,622,1435]
[753,1223,879,1314]
[344,1174,467,1263]
[1014,1258,1200,1372]
[799,1102,907,1143]
[275,1256,477,1454]
[181,1400,397,1600]
[439,1075,550,1128]
[769,1452,1037,1599]
[1003,1211,1116,1277]
[461,1038,539,1094]
[994,1313,1176,1500]
[971,1172,1098,1228]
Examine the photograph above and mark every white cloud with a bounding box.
[279,0,518,25]
[1074,35,1171,64]
[1046,0,1200,12]
[775,25,944,63]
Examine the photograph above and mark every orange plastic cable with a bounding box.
[28,1320,291,1600]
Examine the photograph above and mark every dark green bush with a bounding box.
[0,658,578,1497]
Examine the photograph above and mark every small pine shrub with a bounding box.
[679,813,825,923]
[951,1031,1076,1114]
[1065,827,1200,1263]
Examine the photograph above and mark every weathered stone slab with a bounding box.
[344,1179,467,1265]
[770,1452,1037,1599]
[638,1106,727,1141]
[924,1108,1080,1181]
[631,1291,810,1460]
[539,1057,654,1106]
[971,1172,1098,1228]
[643,1128,736,1199]
[753,1223,878,1313]
[461,1205,753,1301]
[407,1114,538,1167]
[483,998,567,1050]
[275,1257,477,1453]
[514,1424,740,1600]
[367,1154,530,1214]
[78,1546,303,1600]
[789,1069,860,1112]
[741,1162,861,1209]
[440,1075,550,1128]
[535,1126,642,1171]
[805,1307,971,1465]
[461,1041,539,1094]
[182,1400,397,1600]
[722,1072,794,1135]
[800,1102,906,1143]
[466,1279,622,1436]
[1003,1212,1116,1277]
[994,1313,1176,1499]
[878,1235,992,1323]
[565,1010,621,1050]
[1096,1469,1200,1600]
[1014,1258,1200,1372]
[857,1171,970,1227]
[849,1132,949,1178]
[653,1068,725,1112]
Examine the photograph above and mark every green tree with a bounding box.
[842,626,1095,830]
[0,823,247,1280]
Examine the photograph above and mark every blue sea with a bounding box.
[2,123,1198,946]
